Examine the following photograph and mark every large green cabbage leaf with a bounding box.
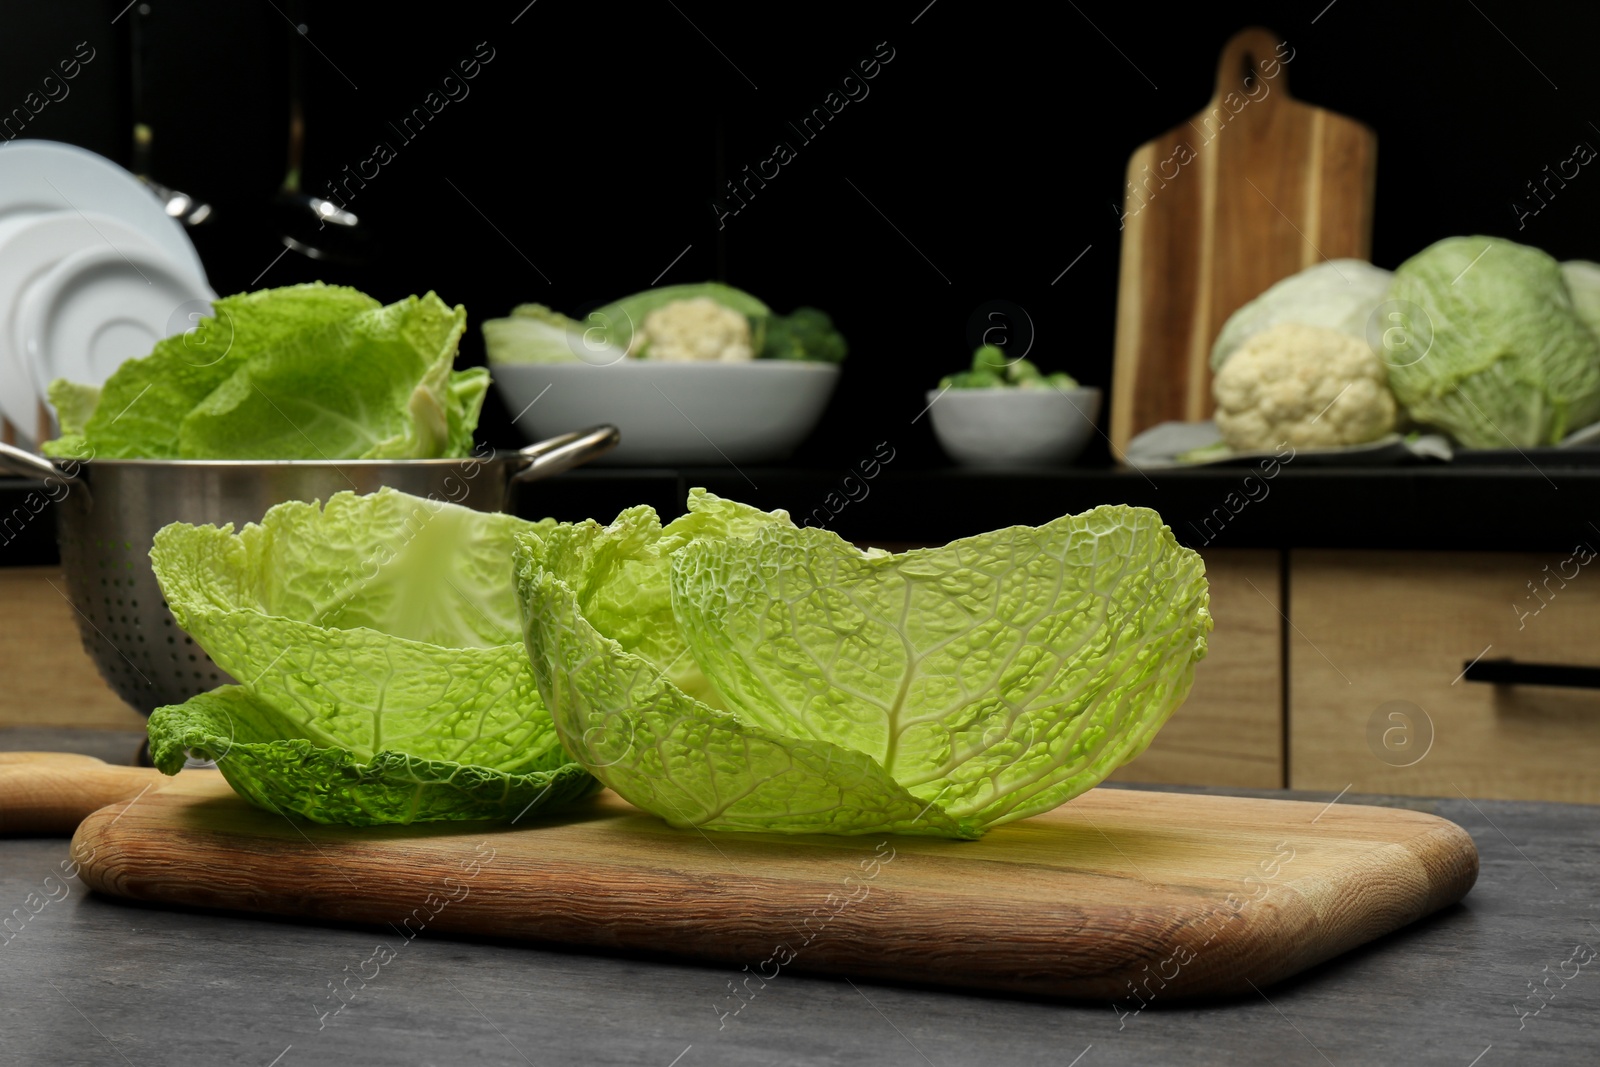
[177,292,483,459]
[42,283,380,459]
[146,488,596,825]
[516,490,1211,838]
[1387,237,1600,447]
[42,285,489,460]
[149,687,598,826]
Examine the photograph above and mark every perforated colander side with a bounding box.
[58,517,230,716]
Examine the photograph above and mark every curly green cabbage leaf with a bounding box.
[149,686,598,825]
[42,283,379,458]
[1387,237,1600,448]
[516,490,1211,838]
[146,488,596,825]
[1211,259,1393,371]
[482,303,627,365]
[42,285,489,460]
[177,292,486,459]
[46,379,100,443]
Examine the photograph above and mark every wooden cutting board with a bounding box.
[1109,26,1377,454]
[71,771,1476,1001]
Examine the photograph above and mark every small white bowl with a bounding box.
[493,360,840,466]
[927,386,1103,467]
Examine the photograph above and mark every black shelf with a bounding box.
[5,462,1599,567]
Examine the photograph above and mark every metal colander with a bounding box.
[61,523,224,708]
[0,426,617,715]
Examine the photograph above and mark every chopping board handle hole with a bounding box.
[1213,27,1290,100]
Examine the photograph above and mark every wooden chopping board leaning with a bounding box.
[1109,26,1377,455]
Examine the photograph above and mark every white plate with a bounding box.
[21,243,216,411]
[0,211,193,437]
[0,141,206,283]
[0,212,65,441]
[1121,420,1444,468]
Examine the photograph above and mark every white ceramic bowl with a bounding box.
[927,386,1103,467]
[493,360,840,466]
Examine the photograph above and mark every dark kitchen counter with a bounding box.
[4,726,1598,1067]
[4,458,1599,566]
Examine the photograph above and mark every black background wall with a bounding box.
[4,0,1599,470]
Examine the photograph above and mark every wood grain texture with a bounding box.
[0,753,164,834]
[1109,27,1377,453]
[73,770,1476,1000]
[1289,550,1600,803]
[0,750,106,765]
[0,567,146,730]
[1112,549,1283,788]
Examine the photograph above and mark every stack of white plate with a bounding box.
[0,140,213,446]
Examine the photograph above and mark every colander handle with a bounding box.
[509,424,620,484]
[0,441,84,486]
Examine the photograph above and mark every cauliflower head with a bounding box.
[633,297,754,362]
[1210,259,1393,371]
[1212,322,1398,451]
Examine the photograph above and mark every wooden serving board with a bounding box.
[1109,26,1377,454]
[72,772,1476,1001]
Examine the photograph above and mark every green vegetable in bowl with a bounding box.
[485,284,849,366]
[637,296,757,362]
[940,345,1078,390]
[145,489,598,825]
[43,284,488,461]
[1386,236,1600,448]
[482,303,627,365]
[593,282,771,361]
[763,307,848,363]
[515,489,1211,838]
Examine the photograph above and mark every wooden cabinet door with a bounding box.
[1111,548,1284,789]
[0,567,145,730]
[1290,550,1600,803]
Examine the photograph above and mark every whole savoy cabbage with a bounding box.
[1386,237,1600,448]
